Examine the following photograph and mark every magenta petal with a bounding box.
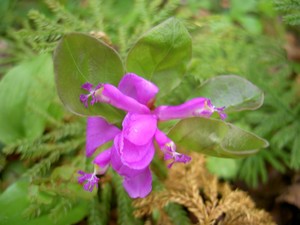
[111,145,144,177]
[86,117,120,157]
[80,94,89,108]
[123,167,152,198]
[77,170,99,192]
[154,129,191,168]
[80,83,103,108]
[167,153,191,168]
[154,98,225,121]
[122,113,157,145]
[78,170,88,184]
[154,98,208,120]
[81,82,94,91]
[93,148,111,173]
[215,106,227,120]
[174,153,191,164]
[155,129,172,149]
[114,133,155,170]
[118,73,159,106]
[100,84,150,114]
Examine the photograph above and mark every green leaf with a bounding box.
[126,18,192,103]
[206,157,240,179]
[0,180,88,225]
[291,132,300,169]
[51,165,96,200]
[165,203,191,225]
[190,75,264,112]
[54,32,125,122]
[238,16,262,35]
[168,117,268,158]
[0,54,56,144]
[230,0,257,16]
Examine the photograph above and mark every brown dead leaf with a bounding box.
[285,33,300,62]
[277,183,300,209]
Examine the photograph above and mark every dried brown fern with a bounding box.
[133,153,275,225]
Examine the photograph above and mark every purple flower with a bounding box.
[78,73,226,198]
[80,83,103,107]
[154,98,226,121]
[155,129,191,168]
[78,170,99,192]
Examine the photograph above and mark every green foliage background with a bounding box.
[0,0,299,224]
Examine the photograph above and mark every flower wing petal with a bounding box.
[114,133,155,170]
[111,145,143,177]
[122,113,157,145]
[93,148,111,173]
[118,73,159,106]
[101,84,150,113]
[123,167,152,198]
[154,98,226,120]
[86,117,120,157]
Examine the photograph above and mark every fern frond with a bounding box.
[100,182,113,225]
[20,138,83,178]
[165,203,191,225]
[27,102,63,128]
[117,26,128,58]
[86,0,104,30]
[27,10,60,33]
[135,0,151,30]
[253,110,293,137]
[49,198,73,222]
[238,147,288,187]
[290,131,300,169]
[88,182,113,225]
[283,14,300,25]
[88,197,103,225]
[152,0,179,24]
[47,122,85,142]
[271,123,297,149]
[45,0,86,29]
[24,151,61,178]
[22,203,42,220]
[274,0,300,12]
[2,122,85,157]
[18,9,63,52]
[274,0,300,26]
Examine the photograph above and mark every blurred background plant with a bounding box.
[0,0,300,225]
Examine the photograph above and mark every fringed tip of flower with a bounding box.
[77,170,99,192]
[80,94,89,108]
[215,106,227,120]
[166,152,192,168]
[79,82,103,108]
[81,82,94,91]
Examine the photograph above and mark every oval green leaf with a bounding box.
[0,180,88,225]
[206,157,240,179]
[190,75,264,112]
[54,33,125,122]
[168,117,268,158]
[126,18,192,104]
[0,54,57,144]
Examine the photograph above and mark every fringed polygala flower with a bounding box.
[78,73,226,198]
